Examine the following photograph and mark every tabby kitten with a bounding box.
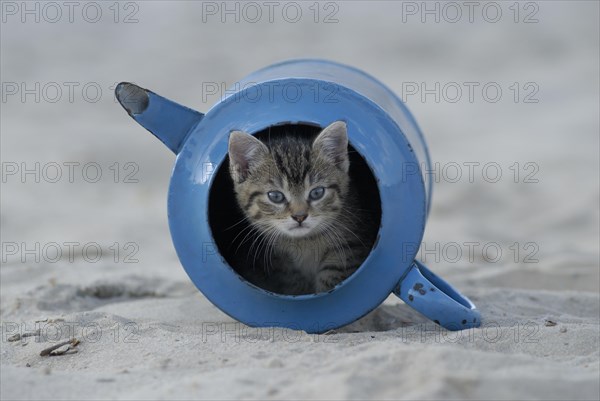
[228,121,374,295]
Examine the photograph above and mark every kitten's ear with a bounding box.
[313,121,349,172]
[228,131,268,183]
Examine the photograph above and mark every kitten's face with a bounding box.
[228,122,350,239]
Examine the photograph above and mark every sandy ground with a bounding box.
[1,2,599,400]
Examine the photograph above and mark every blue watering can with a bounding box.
[115,59,480,333]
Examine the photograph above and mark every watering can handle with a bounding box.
[393,260,481,331]
[115,82,204,154]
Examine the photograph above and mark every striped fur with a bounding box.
[228,122,373,295]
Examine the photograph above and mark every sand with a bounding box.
[1,2,599,400]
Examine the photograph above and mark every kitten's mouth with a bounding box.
[284,224,314,238]
[277,216,322,238]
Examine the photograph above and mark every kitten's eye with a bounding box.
[309,187,325,201]
[267,191,286,204]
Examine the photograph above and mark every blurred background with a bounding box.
[1,0,598,299]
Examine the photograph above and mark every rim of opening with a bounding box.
[206,121,383,299]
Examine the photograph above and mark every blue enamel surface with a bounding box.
[116,59,480,333]
[115,82,204,153]
[394,261,481,330]
[236,59,433,213]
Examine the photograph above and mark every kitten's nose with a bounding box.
[292,213,308,224]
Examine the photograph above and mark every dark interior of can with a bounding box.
[208,123,382,295]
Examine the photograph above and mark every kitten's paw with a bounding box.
[315,267,348,293]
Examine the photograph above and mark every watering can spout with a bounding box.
[115,82,204,154]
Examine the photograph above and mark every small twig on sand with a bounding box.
[8,330,41,342]
[40,338,80,356]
